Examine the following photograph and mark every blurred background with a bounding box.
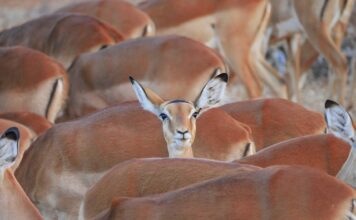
[0,0,355,116]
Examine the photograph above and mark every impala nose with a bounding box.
[176,130,190,140]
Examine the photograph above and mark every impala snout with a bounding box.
[175,130,192,140]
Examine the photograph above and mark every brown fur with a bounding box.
[56,0,155,39]
[81,158,259,219]
[67,35,227,118]
[0,169,43,220]
[139,0,286,99]
[221,98,326,150]
[0,112,52,136]
[0,46,69,122]
[15,102,253,219]
[239,134,351,176]
[95,166,356,220]
[84,133,354,220]
[0,13,124,68]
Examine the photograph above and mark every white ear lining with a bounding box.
[0,128,19,170]
[130,76,159,115]
[325,100,355,141]
[195,72,228,111]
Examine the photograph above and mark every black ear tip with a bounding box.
[129,76,134,84]
[325,99,339,109]
[3,127,19,141]
[217,73,228,83]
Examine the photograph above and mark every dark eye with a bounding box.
[192,111,199,118]
[159,113,168,120]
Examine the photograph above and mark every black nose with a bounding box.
[177,130,188,135]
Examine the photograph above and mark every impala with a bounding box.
[0,46,68,123]
[137,0,287,99]
[0,127,43,220]
[0,13,123,68]
[239,100,356,187]
[130,73,229,157]
[221,98,326,150]
[55,0,155,39]
[93,166,356,220]
[66,35,229,118]
[80,158,259,220]
[67,39,325,148]
[16,79,254,219]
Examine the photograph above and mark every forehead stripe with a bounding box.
[167,100,190,104]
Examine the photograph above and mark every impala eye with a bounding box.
[192,111,199,118]
[159,113,168,120]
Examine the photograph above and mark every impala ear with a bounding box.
[195,70,228,112]
[130,76,164,115]
[0,127,19,170]
[324,99,354,142]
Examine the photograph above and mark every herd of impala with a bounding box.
[0,0,355,219]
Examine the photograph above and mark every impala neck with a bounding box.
[167,145,194,158]
[337,148,356,188]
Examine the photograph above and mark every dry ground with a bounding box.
[0,0,355,117]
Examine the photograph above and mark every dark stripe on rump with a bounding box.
[242,143,251,157]
[45,79,60,119]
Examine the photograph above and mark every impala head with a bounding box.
[324,100,355,147]
[0,127,19,176]
[130,71,228,158]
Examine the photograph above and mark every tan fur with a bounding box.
[239,134,351,176]
[0,169,43,220]
[67,36,228,118]
[221,98,326,150]
[80,158,259,219]
[15,102,253,220]
[0,112,52,136]
[55,0,155,39]
[0,119,36,171]
[0,13,124,68]
[139,0,287,98]
[0,46,69,122]
[95,166,356,220]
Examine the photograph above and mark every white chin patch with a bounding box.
[173,139,191,147]
[168,140,192,153]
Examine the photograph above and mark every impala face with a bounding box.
[0,127,19,173]
[158,100,198,155]
[130,71,228,158]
